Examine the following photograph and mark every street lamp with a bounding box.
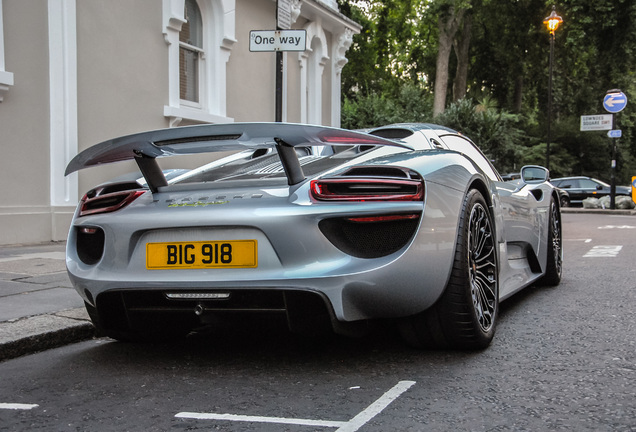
[543,6,563,171]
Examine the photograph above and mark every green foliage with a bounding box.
[341,82,433,129]
[339,0,437,100]
[338,0,636,183]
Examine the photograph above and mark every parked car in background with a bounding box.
[550,176,632,206]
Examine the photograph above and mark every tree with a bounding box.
[452,11,472,101]
[337,0,636,181]
[432,1,471,116]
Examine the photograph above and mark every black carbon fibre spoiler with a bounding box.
[65,123,411,192]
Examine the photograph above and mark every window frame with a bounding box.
[179,0,203,107]
[162,0,236,126]
[0,0,14,102]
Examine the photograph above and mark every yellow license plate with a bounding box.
[146,240,257,270]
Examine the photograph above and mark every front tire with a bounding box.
[536,197,562,286]
[399,189,499,350]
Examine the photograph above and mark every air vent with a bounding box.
[155,134,242,147]
[370,128,414,140]
[341,166,419,179]
[319,214,420,258]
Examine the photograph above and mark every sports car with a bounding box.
[65,122,563,349]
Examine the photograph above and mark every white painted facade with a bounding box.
[0,0,359,245]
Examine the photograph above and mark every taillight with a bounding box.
[78,190,145,217]
[310,178,424,201]
[345,214,420,223]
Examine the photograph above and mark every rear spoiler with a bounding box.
[65,122,411,192]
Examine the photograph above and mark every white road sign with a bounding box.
[277,0,292,30]
[580,114,613,131]
[249,30,306,52]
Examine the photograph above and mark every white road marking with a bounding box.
[335,380,416,432]
[0,403,39,410]
[598,225,635,229]
[567,239,592,243]
[583,245,622,258]
[175,380,416,431]
[175,412,346,427]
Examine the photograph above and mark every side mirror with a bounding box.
[596,185,603,190]
[521,165,549,184]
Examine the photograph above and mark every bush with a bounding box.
[341,82,433,130]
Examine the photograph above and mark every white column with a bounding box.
[331,29,353,128]
[48,0,78,206]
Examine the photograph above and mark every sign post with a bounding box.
[277,0,293,123]
[248,3,305,123]
[603,89,628,209]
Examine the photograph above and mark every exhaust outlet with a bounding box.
[194,303,205,316]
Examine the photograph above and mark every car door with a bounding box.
[437,134,543,298]
[578,178,605,199]
[554,178,583,202]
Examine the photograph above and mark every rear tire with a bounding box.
[399,189,499,350]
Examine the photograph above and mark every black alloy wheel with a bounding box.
[466,197,498,334]
[399,189,498,350]
[536,198,562,286]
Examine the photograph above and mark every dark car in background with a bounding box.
[550,176,632,206]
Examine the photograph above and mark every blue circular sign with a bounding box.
[604,91,627,113]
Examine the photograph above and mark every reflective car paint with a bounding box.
[65,122,562,346]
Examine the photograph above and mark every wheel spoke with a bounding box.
[468,203,497,332]
[550,203,562,275]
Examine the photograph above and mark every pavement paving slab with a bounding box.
[0,242,94,362]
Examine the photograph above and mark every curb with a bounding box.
[561,208,636,215]
[0,308,94,362]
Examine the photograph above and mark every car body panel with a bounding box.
[65,122,560,337]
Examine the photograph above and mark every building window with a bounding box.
[179,0,202,104]
[299,21,329,125]
[163,0,236,126]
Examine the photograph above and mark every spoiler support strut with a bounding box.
[134,151,167,193]
[275,138,305,185]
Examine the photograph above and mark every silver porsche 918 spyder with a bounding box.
[65,122,562,349]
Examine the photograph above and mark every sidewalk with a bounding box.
[0,207,634,362]
[0,242,93,362]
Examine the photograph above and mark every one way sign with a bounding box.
[249,30,306,52]
[603,90,627,113]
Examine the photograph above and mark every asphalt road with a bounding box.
[1,212,635,431]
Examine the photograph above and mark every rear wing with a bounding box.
[65,122,411,192]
